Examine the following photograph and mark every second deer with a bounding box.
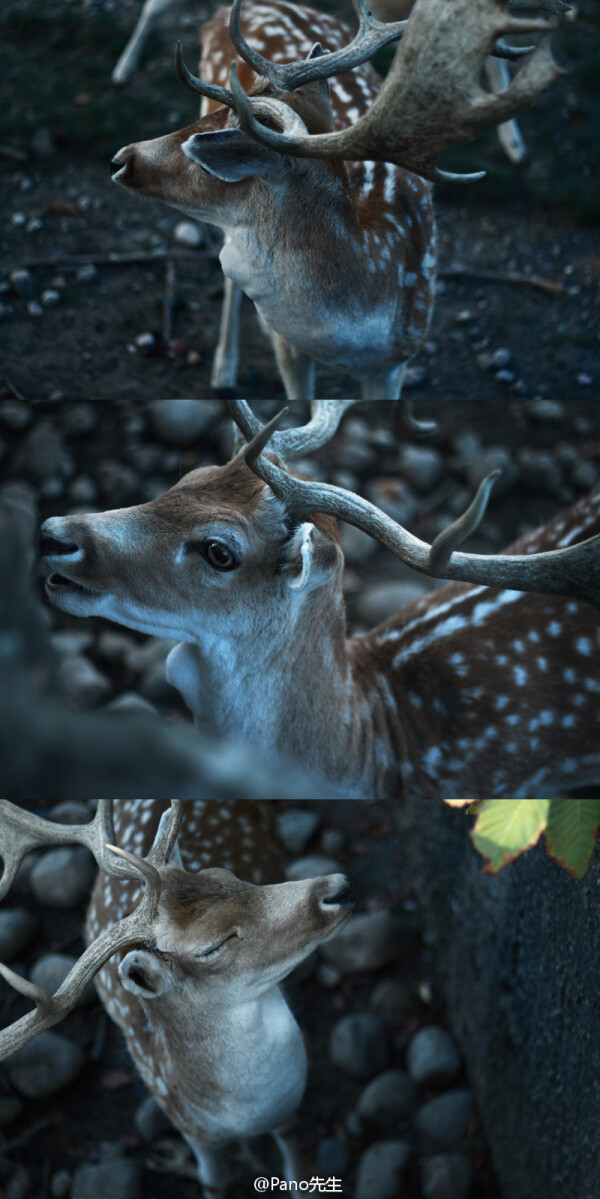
[110,0,565,399]
[0,800,354,1194]
[39,402,600,800]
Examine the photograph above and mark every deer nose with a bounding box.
[39,521,81,559]
[110,157,124,177]
[322,877,355,907]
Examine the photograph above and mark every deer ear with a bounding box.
[282,522,342,593]
[182,130,289,184]
[119,950,173,998]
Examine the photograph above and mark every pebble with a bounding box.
[403,364,427,388]
[0,400,32,431]
[354,1140,411,1199]
[329,1013,388,1079]
[366,478,417,527]
[6,1031,85,1098]
[490,347,511,368]
[276,809,320,855]
[577,373,592,386]
[71,1156,142,1199]
[41,288,61,306]
[106,692,160,717]
[50,1170,72,1199]
[174,220,203,247]
[370,979,421,1025]
[285,855,342,881]
[517,448,563,496]
[76,264,98,283]
[50,629,94,656]
[30,953,96,1005]
[415,1090,473,1147]
[526,397,565,422]
[11,212,27,227]
[571,459,598,491]
[339,523,379,566]
[30,847,96,909]
[315,1138,350,1176]
[320,827,345,855]
[357,1070,415,1129]
[69,475,98,504]
[9,268,34,297]
[134,1094,174,1141]
[0,909,36,961]
[5,1165,32,1199]
[135,331,155,352]
[316,962,342,988]
[61,404,98,437]
[406,1026,461,1088]
[321,911,407,974]
[398,445,443,494]
[0,1097,23,1129]
[147,399,220,447]
[421,1154,472,1199]
[27,300,43,317]
[466,446,518,499]
[49,801,91,824]
[15,421,73,483]
[59,654,112,707]
[354,581,431,626]
[494,369,516,386]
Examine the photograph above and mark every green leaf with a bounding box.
[471,799,550,873]
[545,799,600,879]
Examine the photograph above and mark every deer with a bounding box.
[109,0,566,401]
[38,401,600,801]
[0,799,355,1195]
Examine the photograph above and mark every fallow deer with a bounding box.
[0,799,354,1194]
[110,0,565,400]
[38,401,600,801]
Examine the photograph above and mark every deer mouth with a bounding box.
[46,572,99,596]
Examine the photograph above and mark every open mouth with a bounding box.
[46,572,96,595]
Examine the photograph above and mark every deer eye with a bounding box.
[187,539,239,572]
[195,934,235,959]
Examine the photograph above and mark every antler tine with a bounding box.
[228,0,563,183]
[0,851,163,1060]
[242,448,600,611]
[175,40,238,112]
[146,799,185,868]
[0,800,138,902]
[228,401,360,461]
[228,0,408,93]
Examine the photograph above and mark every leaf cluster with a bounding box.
[444,799,600,878]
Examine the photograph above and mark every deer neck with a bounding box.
[139,984,306,1143]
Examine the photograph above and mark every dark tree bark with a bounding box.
[398,796,600,1199]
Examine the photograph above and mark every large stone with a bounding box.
[406,1026,461,1088]
[147,400,219,447]
[134,1095,174,1142]
[0,909,36,961]
[70,1155,142,1199]
[421,1154,472,1199]
[30,847,96,908]
[329,1013,388,1079]
[285,855,342,881]
[6,1031,84,1098]
[30,954,96,1006]
[415,1091,473,1148]
[357,1070,415,1129]
[354,1141,411,1199]
[321,911,406,974]
[276,809,320,855]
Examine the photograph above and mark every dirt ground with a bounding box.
[0,0,598,405]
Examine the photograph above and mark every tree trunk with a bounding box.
[398,796,600,1199]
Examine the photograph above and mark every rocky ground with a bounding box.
[0,800,501,1199]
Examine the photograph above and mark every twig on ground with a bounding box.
[163,257,177,343]
[1,249,214,274]
[0,145,27,161]
[0,375,28,404]
[440,263,567,295]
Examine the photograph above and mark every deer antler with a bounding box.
[239,409,600,611]
[0,800,184,1059]
[228,0,565,182]
[228,400,360,460]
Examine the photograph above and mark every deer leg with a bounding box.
[211,274,243,394]
[271,333,316,401]
[360,365,405,400]
[484,57,528,165]
[272,1125,306,1185]
[112,0,178,86]
[184,1138,229,1199]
